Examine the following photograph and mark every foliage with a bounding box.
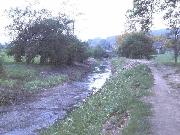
[42,59,153,135]
[126,0,180,63]
[118,32,154,59]
[125,0,158,33]
[162,1,180,63]
[116,33,130,46]
[91,45,106,59]
[7,6,88,65]
[152,35,167,43]
[87,45,107,59]
[116,33,134,55]
[0,51,14,64]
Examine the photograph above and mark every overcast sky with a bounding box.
[0,0,166,43]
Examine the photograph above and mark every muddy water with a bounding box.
[0,60,111,135]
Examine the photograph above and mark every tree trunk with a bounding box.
[174,45,178,64]
[40,55,48,64]
[175,54,178,64]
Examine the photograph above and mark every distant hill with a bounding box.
[151,29,169,36]
[87,29,169,50]
[87,36,117,50]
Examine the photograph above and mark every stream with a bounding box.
[0,60,111,135]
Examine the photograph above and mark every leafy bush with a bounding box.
[118,32,155,59]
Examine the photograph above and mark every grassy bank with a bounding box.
[2,63,68,91]
[42,58,153,135]
[0,63,68,105]
[0,52,89,105]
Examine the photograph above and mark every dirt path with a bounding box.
[149,64,180,135]
[137,60,180,135]
[0,62,111,135]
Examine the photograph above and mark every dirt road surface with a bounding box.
[137,60,180,135]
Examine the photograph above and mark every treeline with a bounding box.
[6,6,89,65]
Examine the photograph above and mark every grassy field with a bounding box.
[1,63,68,92]
[154,52,180,66]
[42,58,153,135]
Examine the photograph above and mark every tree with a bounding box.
[126,0,157,33]
[7,6,88,65]
[6,6,52,62]
[125,0,180,63]
[92,45,106,59]
[118,32,154,59]
[163,1,180,63]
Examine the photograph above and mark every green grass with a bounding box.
[0,64,68,105]
[24,75,68,91]
[0,51,69,105]
[0,79,18,89]
[5,64,38,80]
[154,52,180,66]
[1,64,68,91]
[42,58,153,135]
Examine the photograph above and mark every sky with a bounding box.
[0,0,166,43]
